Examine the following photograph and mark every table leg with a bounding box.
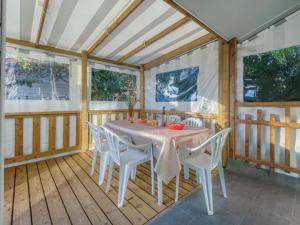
[157,175,163,205]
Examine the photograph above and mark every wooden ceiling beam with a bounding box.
[35,0,49,46]
[143,33,216,70]
[117,17,190,63]
[163,0,226,42]
[6,37,139,69]
[87,0,144,54]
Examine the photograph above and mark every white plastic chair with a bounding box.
[180,117,204,180]
[182,117,204,128]
[180,128,231,215]
[87,122,110,186]
[167,115,181,124]
[104,127,155,208]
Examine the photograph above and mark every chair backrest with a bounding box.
[208,128,231,169]
[167,115,181,124]
[182,117,203,128]
[103,127,124,165]
[87,122,106,152]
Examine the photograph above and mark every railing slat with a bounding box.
[48,116,56,151]
[256,110,262,168]
[270,114,276,171]
[33,117,41,154]
[63,115,70,149]
[15,118,24,156]
[284,108,291,172]
[245,114,251,163]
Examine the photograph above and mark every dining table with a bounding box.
[105,119,212,205]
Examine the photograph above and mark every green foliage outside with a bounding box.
[243,44,300,102]
[91,68,137,104]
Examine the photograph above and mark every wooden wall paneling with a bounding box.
[32,117,41,154]
[270,114,276,171]
[244,114,251,163]
[284,108,291,172]
[256,110,262,168]
[15,118,24,156]
[48,116,56,151]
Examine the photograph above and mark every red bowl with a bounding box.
[168,123,185,130]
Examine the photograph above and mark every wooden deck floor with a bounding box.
[4,151,201,225]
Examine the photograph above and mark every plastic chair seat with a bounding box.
[183,152,211,169]
[120,147,149,165]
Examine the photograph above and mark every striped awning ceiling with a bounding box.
[6,0,210,66]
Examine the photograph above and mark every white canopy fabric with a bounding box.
[6,0,207,65]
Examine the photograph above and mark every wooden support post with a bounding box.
[284,108,291,172]
[256,110,262,168]
[32,117,41,154]
[245,114,251,163]
[270,114,276,171]
[15,118,24,156]
[81,51,88,152]
[48,116,56,151]
[140,65,145,113]
[218,41,230,166]
[229,38,237,158]
[63,115,69,149]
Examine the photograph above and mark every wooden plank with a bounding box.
[97,113,102,126]
[87,0,144,54]
[73,154,148,225]
[46,159,92,225]
[256,110,262,168]
[162,0,225,42]
[13,165,31,225]
[32,116,41,154]
[35,0,49,45]
[117,17,190,63]
[237,118,300,129]
[48,116,56,151]
[15,118,23,156]
[37,161,71,225]
[27,163,51,225]
[64,156,132,225]
[55,158,112,225]
[144,33,216,70]
[285,107,291,172]
[5,111,80,118]
[270,114,276,171]
[81,51,88,152]
[107,113,111,122]
[229,38,237,158]
[63,115,70,149]
[88,55,139,69]
[4,168,15,225]
[237,101,300,107]
[245,114,251,163]
[76,114,81,147]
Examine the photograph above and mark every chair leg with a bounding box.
[91,149,98,175]
[130,167,137,180]
[175,174,179,202]
[118,166,130,208]
[106,159,114,193]
[150,152,155,195]
[200,169,213,215]
[98,152,109,186]
[157,175,163,205]
[218,163,227,198]
[183,164,190,180]
[206,169,213,215]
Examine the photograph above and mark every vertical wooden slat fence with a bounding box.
[4,111,81,164]
[235,102,300,174]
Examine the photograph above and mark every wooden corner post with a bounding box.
[218,41,230,166]
[229,38,237,159]
[140,65,145,111]
[81,51,88,151]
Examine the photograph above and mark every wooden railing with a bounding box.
[235,102,300,174]
[4,111,81,164]
[87,108,218,148]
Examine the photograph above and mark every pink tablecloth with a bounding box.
[105,120,211,184]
